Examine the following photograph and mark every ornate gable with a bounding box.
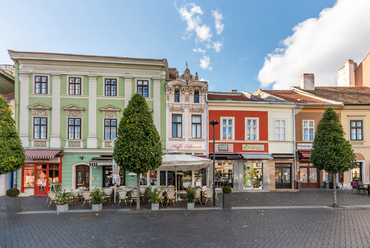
[28,103,52,117]
[99,104,121,118]
[63,103,85,118]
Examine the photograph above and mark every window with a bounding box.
[68,118,81,139]
[352,162,362,181]
[246,118,258,140]
[192,115,202,138]
[244,162,263,189]
[69,77,81,95]
[194,90,199,103]
[172,114,182,138]
[104,119,117,140]
[35,76,48,94]
[221,118,233,140]
[350,120,363,140]
[275,120,286,141]
[105,78,117,96]
[174,89,180,102]
[137,80,149,97]
[303,120,314,141]
[34,117,47,139]
[23,165,35,187]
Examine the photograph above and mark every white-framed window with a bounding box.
[33,117,47,139]
[105,78,117,96]
[350,120,363,140]
[68,77,82,95]
[34,75,48,94]
[104,119,117,140]
[245,118,259,140]
[137,80,149,97]
[191,115,202,138]
[172,114,182,138]
[303,120,314,141]
[68,118,81,139]
[221,117,234,140]
[274,119,286,141]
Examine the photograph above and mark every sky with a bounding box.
[1,0,370,93]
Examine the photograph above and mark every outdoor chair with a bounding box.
[118,190,129,206]
[357,181,367,194]
[47,191,57,208]
[195,188,202,205]
[351,181,357,193]
[166,190,176,206]
[139,187,146,203]
[81,191,92,208]
[130,190,138,206]
[103,188,113,204]
[204,189,213,205]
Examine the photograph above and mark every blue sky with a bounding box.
[1,0,370,93]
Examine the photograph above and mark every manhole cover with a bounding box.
[80,214,101,220]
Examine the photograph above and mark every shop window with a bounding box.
[172,114,182,138]
[105,78,117,96]
[246,118,258,140]
[24,165,35,187]
[104,119,117,140]
[68,118,81,139]
[69,77,81,95]
[352,162,362,181]
[274,119,286,141]
[140,172,148,185]
[174,89,180,102]
[350,120,363,140]
[35,75,48,94]
[216,162,233,188]
[194,169,203,187]
[137,80,149,97]
[221,118,234,140]
[194,90,199,103]
[243,162,263,189]
[192,115,202,138]
[34,117,47,139]
[303,120,314,141]
[150,170,157,186]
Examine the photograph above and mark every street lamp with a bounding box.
[209,120,219,207]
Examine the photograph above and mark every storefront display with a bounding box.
[215,162,233,188]
[243,162,263,189]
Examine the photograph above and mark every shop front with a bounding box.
[89,156,125,187]
[21,149,63,195]
[297,151,320,188]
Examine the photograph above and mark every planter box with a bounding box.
[6,197,21,213]
[92,203,102,211]
[187,202,195,210]
[151,203,159,211]
[57,204,69,212]
[223,193,232,209]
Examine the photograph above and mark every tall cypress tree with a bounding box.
[113,93,162,210]
[0,94,25,175]
[311,107,356,207]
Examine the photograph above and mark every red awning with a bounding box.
[299,151,310,158]
[25,149,62,159]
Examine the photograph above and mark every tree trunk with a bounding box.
[137,175,141,210]
[333,173,338,207]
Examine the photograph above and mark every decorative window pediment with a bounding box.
[28,103,52,117]
[63,104,85,118]
[99,104,121,118]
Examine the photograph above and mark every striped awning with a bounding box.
[299,151,311,158]
[25,149,62,159]
[89,157,113,166]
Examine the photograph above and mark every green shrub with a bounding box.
[91,188,105,204]
[6,188,20,197]
[222,186,232,194]
[56,190,72,205]
[148,188,162,204]
[186,186,196,203]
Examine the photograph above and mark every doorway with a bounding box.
[299,163,319,188]
[76,164,90,189]
[275,164,292,189]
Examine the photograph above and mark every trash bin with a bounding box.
[296,181,301,189]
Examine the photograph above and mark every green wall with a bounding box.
[60,75,67,95]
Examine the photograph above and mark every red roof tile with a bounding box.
[208,92,255,102]
[260,90,332,104]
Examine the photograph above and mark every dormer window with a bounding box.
[174,89,180,102]
[194,90,199,103]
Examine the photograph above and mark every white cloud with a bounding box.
[212,10,224,35]
[193,48,206,54]
[195,24,212,42]
[258,0,370,90]
[213,41,223,52]
[200,55,212,70]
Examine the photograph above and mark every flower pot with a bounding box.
[92,203,102,211]
[6,196,21,213]
[223,193,232,209]
[187,202,194,210]
[151,203,159,211]
[57,204,69,212]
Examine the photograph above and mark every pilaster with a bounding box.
[87,75,97,148]
[124,77,133,108]
[50,74,61,147]
[153,78,161,135]
[19,72,30,147]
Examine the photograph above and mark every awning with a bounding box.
[209,153,241,160]
[298,151,310,158]
[271,153,295,159]
[25,149,62,160]
[241,153,273,160]
[157,152,211,171]
[89,157,113,166]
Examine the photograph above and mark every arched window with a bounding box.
[174,89,180,102]
[194,90,199,103]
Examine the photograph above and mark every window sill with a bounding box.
[169,138,186,141]
[188,138,205,141]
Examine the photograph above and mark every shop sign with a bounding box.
[25,157,61,163]
[170,143,205,150]
[242,144,264,151]
[297,143,312,150]
[218,144,229,152]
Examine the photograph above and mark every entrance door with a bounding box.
[76,165,90,189]
[275,164,291,189]
[35,164,48,195]
[300,165,319,188]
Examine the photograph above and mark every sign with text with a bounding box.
[242,144,264,151]
[170,143,205,150]
[297,143,312,150]
[215,144,233,152]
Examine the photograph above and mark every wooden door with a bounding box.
[275,164,292,189]
[76,165,90,189]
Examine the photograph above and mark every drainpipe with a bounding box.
[293,106,296,189]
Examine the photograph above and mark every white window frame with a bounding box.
[136,79,150,98]
[274,119,286,141]
[191,115,202,138]
[104,118,118,140]
[103,77,119,97]
[350,120,363,141]
[34,75,49,94]
[245,118,259,141]
[67,118,82,140]
[67,76,83,96]
[303,120,315,141]
[220,117,235,141]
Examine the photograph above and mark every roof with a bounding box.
[259,90,333,104]
[208,92,256,102]
[0,68,15,81]
[3,92,14,101]
[295,87,370,105]
[24,149,62,159]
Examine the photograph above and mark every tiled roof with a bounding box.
[207,92,256,102]
[298,87,370,105]
[260,90,332,104]
[3,92,14,101]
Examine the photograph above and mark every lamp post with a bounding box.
[209,120,219,207]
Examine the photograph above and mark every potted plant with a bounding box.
[148,188,162,210]
[186,186,196,210]
[5,188,21,213]
[222,186,232,209]
[91,188,105,211]
[56,189,72,212]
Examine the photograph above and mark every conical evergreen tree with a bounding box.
[0,94,25,175]
[113,93,162,210]
[311,107,356,207]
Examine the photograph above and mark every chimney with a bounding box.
[300,74,315,90]
[231,89,237,93]
[337,60,355,87]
